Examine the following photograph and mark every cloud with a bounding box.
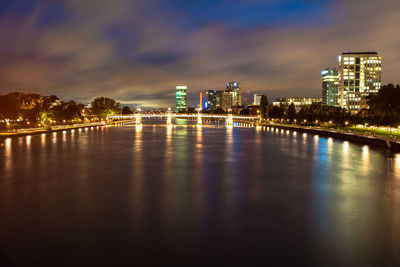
[0,0,399,107]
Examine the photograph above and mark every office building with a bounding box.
[221,91,233,111]
[226,82,242,106]
[206,90,222,110]
[322,68,339,107]
[338,52,382,112]
[253,94,262,105]
[176,85,187,112]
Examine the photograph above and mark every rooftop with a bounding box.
[342,52,378,55]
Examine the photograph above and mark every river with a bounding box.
[1,120,400,266]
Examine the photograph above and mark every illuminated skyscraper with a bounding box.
[322,68,339,107]
[226,82,241,106]
[221,91,233,111]
[338,52,382,112]
[176,85,187,112]
[206,90,222,110]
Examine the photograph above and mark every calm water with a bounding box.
[1,120,400,266]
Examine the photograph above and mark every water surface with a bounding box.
[1,121,400,266]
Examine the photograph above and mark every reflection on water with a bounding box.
[0,122,400,266]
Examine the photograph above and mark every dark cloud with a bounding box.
[0,0,399,107]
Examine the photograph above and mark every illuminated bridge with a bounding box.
[107,114,260,126]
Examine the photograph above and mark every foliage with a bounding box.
[287,103,296,122]
[187,107,197,113]
[366,84,400,126]
[90,97,120,119]
[259,95,268,119]
[268,105,284,119]
[121,106,133,114]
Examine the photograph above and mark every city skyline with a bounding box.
[0,0,399,108]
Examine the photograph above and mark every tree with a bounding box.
[90,97,120,120]
[287,103,296,122]
[268,105,284,119]
[367,84,400,126]
[187,107,196,113]
[121,106,133,114]
[259,95,269,119]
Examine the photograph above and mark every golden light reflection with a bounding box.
[26,135,31,146]
[293,131,297,136]
[314,135,319,146]
[361,145,370,173]
[343,141,350,156]
[41,133,46,145]
[394,154,400,179]
[328,137,333,150]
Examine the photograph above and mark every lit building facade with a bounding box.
[221,91,233,111]
[176,85,187,112]
[206,90,223,110]
[322,68,339,107]
[253,94,262,105]
[338,52,382,112]
[226,82,241,106]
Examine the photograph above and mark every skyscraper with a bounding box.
[221,91,233,111]
[176,85,187,112]
[226,82,241,106]
[206,90,223,110]
[322,68,339,107]
[338,52,382,112]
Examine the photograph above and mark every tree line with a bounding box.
[257,84,400,127]
[0,93,130,129]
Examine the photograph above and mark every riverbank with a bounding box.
[0,122,105,139]
[260,123,400,152]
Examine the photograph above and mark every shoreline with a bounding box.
[260,123,400,152]
[0,123,106,139]
[2,120,400,152]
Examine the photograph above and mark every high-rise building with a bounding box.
[221,91,233,111]
[338,52,382,112]
[322,68,339,107]
[176,85,187,112]
[253,94,262,105]
[226,82,241,106]
[206,90,223,110]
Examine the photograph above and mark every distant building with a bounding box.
[221,91,233,111]
[338,52,382,112]
[176,85,187,112]
[273,97,322,111]
[322,68,339,107]
[206,90,223,110]
[253,94,262,105]
[226,82,241,106]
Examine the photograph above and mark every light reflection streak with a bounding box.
[26,135,31,146]
[41,133,46,145]
[343,141,350,156]
[4,138,12,174]
[361,145,370,174]
[394,154,400,179]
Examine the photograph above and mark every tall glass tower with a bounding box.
[226,82,241,106]
[322,68,339,107]
[176,85,187,112]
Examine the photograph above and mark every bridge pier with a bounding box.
[226,114,233,126]
[167,114,172,125]
[135,114,142,125]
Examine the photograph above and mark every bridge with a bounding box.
[107,114,260,126]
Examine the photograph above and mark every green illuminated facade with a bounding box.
[322,68,339,107]
[176,85,187,112]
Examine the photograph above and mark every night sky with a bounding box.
[0,0,399,107]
